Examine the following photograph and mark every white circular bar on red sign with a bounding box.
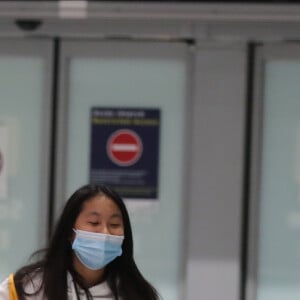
[107,129,143,166]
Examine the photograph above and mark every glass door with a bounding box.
[247,44,300,300]
[55,40,191,300]
[0,38,53,280]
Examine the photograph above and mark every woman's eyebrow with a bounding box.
[86,211,101,217]
[110,213,122,219]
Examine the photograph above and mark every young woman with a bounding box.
[0,184,160,300]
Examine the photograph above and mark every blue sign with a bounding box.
[90,107,160,200]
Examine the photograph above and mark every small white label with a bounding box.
[0,126,8,199]
[59,1,88,19]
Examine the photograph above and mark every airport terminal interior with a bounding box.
[1,1,300,299]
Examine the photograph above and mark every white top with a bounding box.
[0,273,115,300]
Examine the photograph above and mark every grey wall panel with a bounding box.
[186,43,247,300]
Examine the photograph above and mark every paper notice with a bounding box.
[0,126,8,199]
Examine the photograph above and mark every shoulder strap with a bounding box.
[8,274,18,300]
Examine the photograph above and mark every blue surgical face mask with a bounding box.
[72,229,124,270]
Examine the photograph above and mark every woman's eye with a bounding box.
[110,224,121,228]
[88,222,99,225]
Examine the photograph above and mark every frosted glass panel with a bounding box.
[62,41,188,300]
[257,61,300,300]
[0,56,47,280]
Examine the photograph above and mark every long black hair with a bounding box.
[14,184,160,300]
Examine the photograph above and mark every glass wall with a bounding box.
[250,45,300,300]
[0,39,52,280]
[56,40,190,299]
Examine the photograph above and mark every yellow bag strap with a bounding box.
[8,274,18,300]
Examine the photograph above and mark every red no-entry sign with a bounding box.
[107,129,143,166]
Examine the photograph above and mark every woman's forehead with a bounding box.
[81,195,122,216]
